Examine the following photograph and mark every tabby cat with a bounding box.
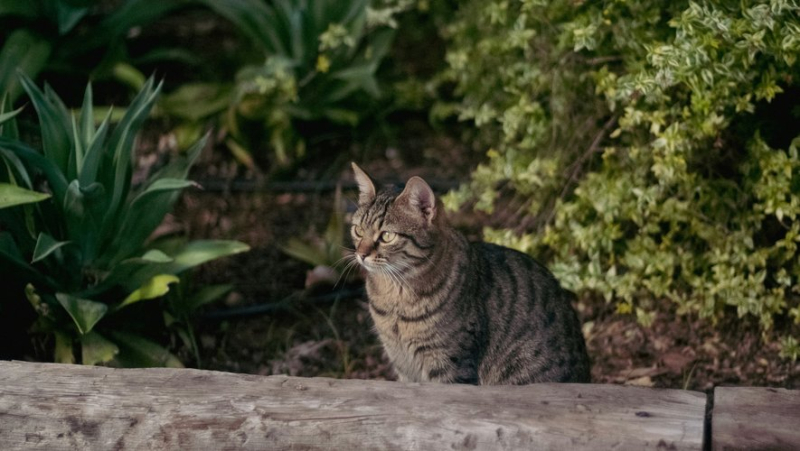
[350,163,591,384]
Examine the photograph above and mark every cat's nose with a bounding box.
[357,252,368,261]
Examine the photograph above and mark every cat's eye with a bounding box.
[352,226,364,237]
[379,231,397,243]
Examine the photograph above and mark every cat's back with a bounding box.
[468,242,591,384]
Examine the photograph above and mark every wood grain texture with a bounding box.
[712,386,800,451]
[0,361,705,450]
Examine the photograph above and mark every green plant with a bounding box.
[442,1,800,339]
[0,74,249,366]
[162,0,407,169]
[0,0,196,103]
[280,186,359,287]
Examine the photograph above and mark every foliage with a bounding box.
[280,185,359,287]
[443,0,800,348]
[0,75,249,366]
[0,0,195,102]
[163,0,408,169]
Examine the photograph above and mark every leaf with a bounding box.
[197,0,286,55]
[281,237,327,267]
[81,331,119,365]
[160,83,233,122]
[0,137,68,204]
[0,105,24,127]
[55,292,108,335]
[101,77,161,230]
[18,73,72,175]
[117,274,179,310]
[111,62,146,91]
[78,108,112,186]
[0,231,51,287]
[167,240,250,274]
[54,331,75,364]
[0,183,50,209]
[103,178,198,264]
[0,30,51,103]
[108,331,184,368]
[180,284,233,315]
[31,232,70,263]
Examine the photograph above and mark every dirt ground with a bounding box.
[168,142,799,391]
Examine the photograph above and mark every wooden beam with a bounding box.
[712,386,800,450]
[0,361,705,450]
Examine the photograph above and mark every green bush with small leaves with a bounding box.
[442,1,800,347]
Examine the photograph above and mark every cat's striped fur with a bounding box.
[350,163,591,384]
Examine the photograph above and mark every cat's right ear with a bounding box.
[351,162,376,205]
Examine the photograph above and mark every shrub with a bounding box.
[162,0,412,169]
[0,0,196,102]
[0,76,249,366]
[442,1,800,341]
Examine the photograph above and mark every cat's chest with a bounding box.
[366,281,443,381]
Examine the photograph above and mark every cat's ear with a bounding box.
[398,176,436,223]
[351,162,376,204]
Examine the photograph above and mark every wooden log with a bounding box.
[0,361,705,450]
[712,386,800,451]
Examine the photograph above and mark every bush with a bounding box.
[0,0,196,102]
[442,1,800,341]
[0,76,249,366]
[161,0,413,169]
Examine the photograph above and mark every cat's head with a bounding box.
[350,163,443,272]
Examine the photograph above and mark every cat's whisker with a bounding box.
[333,259,361,289]
[332,253,357,270]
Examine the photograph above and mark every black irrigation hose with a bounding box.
[194,179,462,193]
[199,286,366,321]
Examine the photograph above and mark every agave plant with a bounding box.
[0,74,249,366]
[162,0,400,168]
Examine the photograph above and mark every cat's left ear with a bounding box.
[399,176,435,224]
[351,162,376,204]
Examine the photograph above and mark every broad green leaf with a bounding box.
[0,137,68,203]
[76,249,173,299]
[54,331,75,364]
[167,240,250,274]
[182,284,233,314]
[108,331,184,368]
[140,249,173,263]
[160,83,233,122]
[0,30,51,103]
[31,232,70,263]
[55,292,108,335]
[81,331,119,365]
[19,74,72,174]
[117,274,179,310]
[0,183,50,209]
[112,62,146,92]
[280,237,328,267]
